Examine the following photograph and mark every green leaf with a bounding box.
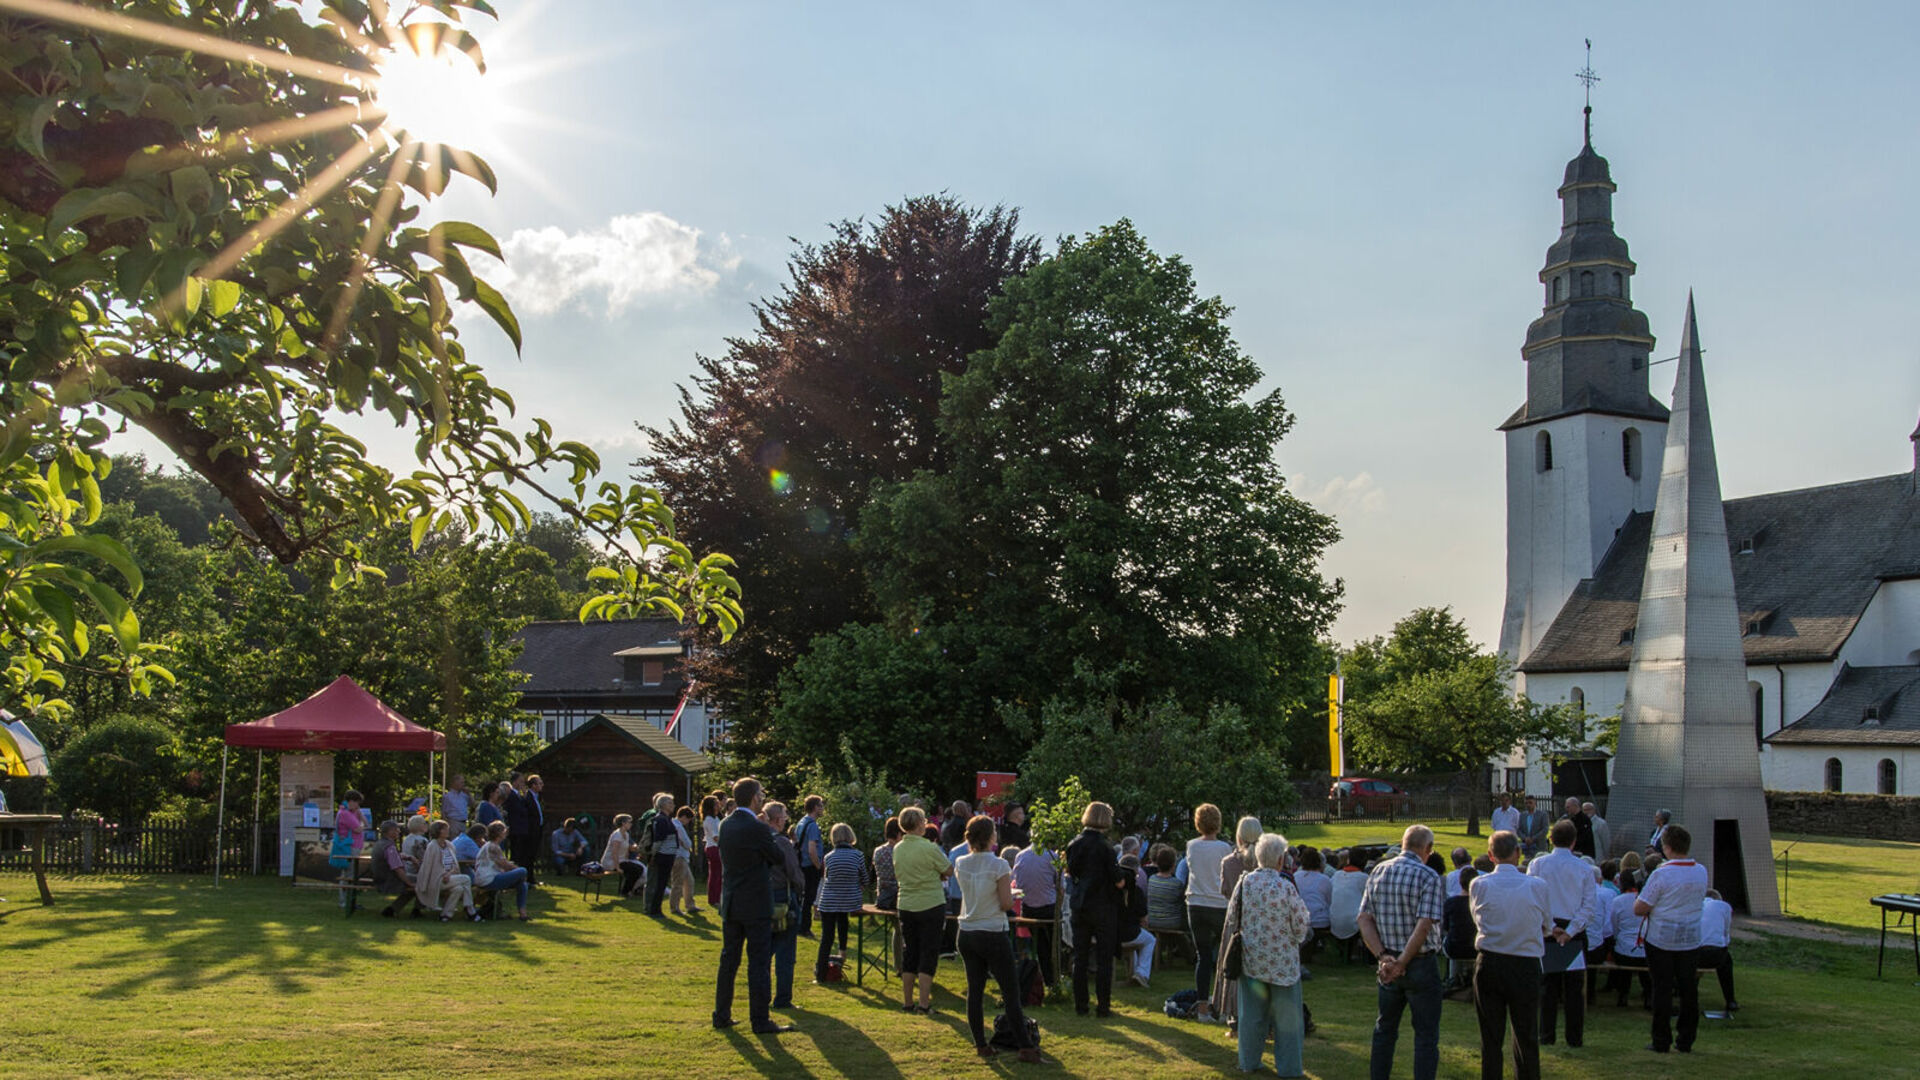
[429,221,503,262]
[115,247,160,298]
[469,276,521,352]
[34,534,145,596]
[47,189,153,236]
[204,277,243,317]
[409,514,432,550]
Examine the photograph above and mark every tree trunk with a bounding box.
[1464,766,1483,837]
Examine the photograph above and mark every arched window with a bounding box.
[1622,428,1642,480]
[1880,759,1898,796]
[1612,271,1624,297]
[1569,687,1586,741]
[1552,277,1563,303]
[1825,757,1844,792]
[1749,682,1765,746]
[1536,431,1554,473]
[1579,270,1595,297]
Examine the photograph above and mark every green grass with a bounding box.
[3,862,1918,1080]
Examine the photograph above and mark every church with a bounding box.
[1495,118,1920,804]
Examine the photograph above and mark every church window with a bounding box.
[1622,428,1642,480]
[1881,759,1898,796]
[1579,270,1595,297]
[1536,431,1554,473]
[1552,277,1562,303]
[1750,682,1765,746]
[1569,687,1586,741]
[1825,757,1843,792]
[1612,271,1624,297]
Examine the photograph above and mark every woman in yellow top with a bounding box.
[890,805,954,1014]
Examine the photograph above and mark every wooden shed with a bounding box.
[515,714,715,831]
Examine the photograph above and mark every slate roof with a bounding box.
[511,618,686,693]
[518,713,714,775]
[1520,473,1920,673]
[1766,664,1920,746]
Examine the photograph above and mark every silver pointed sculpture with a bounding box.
[1605,295,1780,914]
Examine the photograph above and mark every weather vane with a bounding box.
[1576,39,1600,145]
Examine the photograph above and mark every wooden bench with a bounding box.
[578,867,616,903]
[295,879,378,917]
[849,905,1060,988]
[1148,926,1191,972]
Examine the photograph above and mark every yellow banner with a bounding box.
[1327,673,1343,777]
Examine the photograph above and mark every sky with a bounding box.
[126,1,1920,649]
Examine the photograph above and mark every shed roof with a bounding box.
[517,713,713,777]
[1521,473,1920,673]
[1766,664,1920,747]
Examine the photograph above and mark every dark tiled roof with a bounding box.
[1766,665,1920,746]
[1499,387,1670,431]
[511,618,685,693]
[1521,473,1920,673]
[518,713,714,775]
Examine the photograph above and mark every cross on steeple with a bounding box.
[1576,39,1601,146]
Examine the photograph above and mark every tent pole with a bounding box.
[252,749,263,874]
[427,751,435,822]
[214,745,229,885]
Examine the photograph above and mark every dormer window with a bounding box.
[1745,619,1763,637]
[1863,704,1882,725]
[1619,625,1636,645]
[1736,537,1756,555]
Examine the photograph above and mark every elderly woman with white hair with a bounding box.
[1209,815,1264,1029]
[1221,832,1312,1076]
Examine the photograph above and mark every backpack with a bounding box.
[822,957,844,983]
[990,1013,1040,1051]
[635,809,659,862]
[1019,955,1045,1007]
[1163,989,1204,1019]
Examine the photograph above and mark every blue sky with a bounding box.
[329,2,1920,646]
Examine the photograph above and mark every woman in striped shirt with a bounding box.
[814,822,870,982]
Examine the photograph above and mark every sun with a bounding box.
[373,39,500,153]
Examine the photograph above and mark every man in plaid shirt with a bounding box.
[1358,824,1445,1080]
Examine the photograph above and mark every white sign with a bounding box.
[278,754,333,876]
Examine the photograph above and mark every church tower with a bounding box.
[1498,114,1669,672]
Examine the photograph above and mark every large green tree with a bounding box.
[792,220,1340,794]
[1,0,737,721]
[638,195,1039,778]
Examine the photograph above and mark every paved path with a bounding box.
[1732,913,1877,947]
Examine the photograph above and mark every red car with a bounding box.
[1327,777,1413,819]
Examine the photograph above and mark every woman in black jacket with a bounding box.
[1065,800,1127,1016]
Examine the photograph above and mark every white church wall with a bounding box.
[1835,578,1920,669]
[1767,746,1917,796]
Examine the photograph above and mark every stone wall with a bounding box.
[1764,790,1920,842]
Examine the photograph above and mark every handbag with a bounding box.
[327,832,356,870]
[1220,878,1246,981]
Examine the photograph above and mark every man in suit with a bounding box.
[502,772,533,879]
[714,777,792,1035]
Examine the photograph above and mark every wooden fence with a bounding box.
[0,817,276,875]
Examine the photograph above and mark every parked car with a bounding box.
[1327,777,1413,819]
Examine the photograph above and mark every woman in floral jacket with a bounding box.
[1221,833,1311,1076]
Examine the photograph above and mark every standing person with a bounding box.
[1697,888,1738,1013]
[702,794,725,909]
[941,800,972,851]
[1583,803,1610,861]
[873,817,903,910]
[1012,843,1059,988]
[476,781,505,828]
[474,821,532,921]
[794,795,826,938]
[1490,792,1520,838]
[892,806,953,1014]
[1644,809,1671,857]
[1469,830,1552,1080]
[521,775,547,882]
[1634,824,1707,1054]
[713,777,792,1035]
[441,774,471,836]
[1516,797,1549,860]
[335,790,367,907]
[999,803,1031,850]
[603,814,643,897]
[1357,824,1445,1080]
[415,820,484,923]
[954,815,1043,1062]
[1185,803,1234,1002]
[762,801,805,1010]
[645,793,683,917]
[1560,798,1595,860]
[671,806,702,916]
[502,774,531,878]
[1223,832,1312,1077]
[813,823,870,982]
[1528,820,1598,1047]
[1066,800,1126,1017]
[1209,815,1264,1029]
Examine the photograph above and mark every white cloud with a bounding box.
[1303,471,1387,517]
[482,212,735,317]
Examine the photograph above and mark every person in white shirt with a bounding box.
[1605,866,1648,1006]
[1443,846,1472,897]
[1634,824,1708,1054]
[1583,803,1610,861]
[1697,889,1738,1013]
[1490,793,1521,838]
[1469,830,1552,1080]
[1329,851,1368,960]
[1527,820,1599,1048]
[1184,803,1235,1001]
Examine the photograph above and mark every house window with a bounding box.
[1505,767,1527,794]
[1750,682,1765,746]
[1622,428,1641,480]
[1569,687,1586,742]
[1825,757,1843,792]
[1537,431,1554,473]
[1580,270,1595,297]
[1880,759,1898,795]
[642,660,664,686]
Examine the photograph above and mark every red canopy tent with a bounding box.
[215,676,446,881]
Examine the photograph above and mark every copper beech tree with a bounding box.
[0,0,739,716]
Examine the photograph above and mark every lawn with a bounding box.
[2,862,1916,1080]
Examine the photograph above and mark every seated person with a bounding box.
[1698,888,1738,1012]
[373,820,423,918]
[550,817,589,875]
[453,822,485,872]
[1440,866,1478,991]
[1118,853,1157,988]
[1329,849,1368,961]
[400,814,430,875]
[1146,846,1186,931]
[475,820,533,921]
[1294,846,1334,956]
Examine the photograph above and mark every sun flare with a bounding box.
[374,42,499,153]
